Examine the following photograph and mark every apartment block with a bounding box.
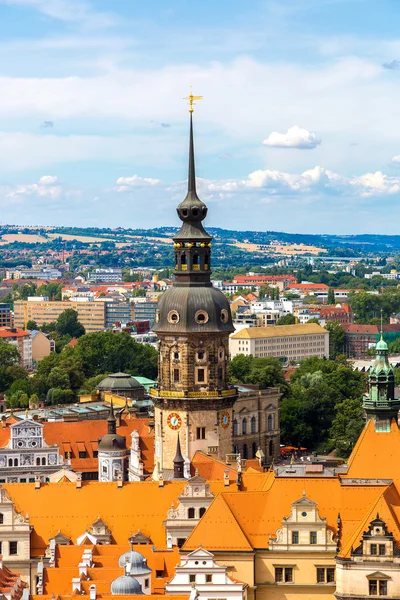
[229,323,329,363]
[14,300,105,333]
[0,327,32,368]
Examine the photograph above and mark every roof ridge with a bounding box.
[183,493,252,552]
[345,419,371,472]
[219,493,252,546]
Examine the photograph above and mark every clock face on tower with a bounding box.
[167,412,182,430]
[220,411,231,428]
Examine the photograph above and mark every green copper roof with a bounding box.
[376,336,388,351]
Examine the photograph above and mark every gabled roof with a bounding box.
[183,494,253,552]
[340,484,400,558]
[183,476,390,552]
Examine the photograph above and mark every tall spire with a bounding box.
[107,400,116,435]
[188,112,196,195]
[173,434,184,479]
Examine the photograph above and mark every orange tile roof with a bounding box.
[0,327,29,338]
[3,480,186,556]
[345,419,400,480]
[339,484,400,558]
[183,475,389,552]
[41,544,180,597]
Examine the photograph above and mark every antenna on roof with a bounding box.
[380,309,383,341]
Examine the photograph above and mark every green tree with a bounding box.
[327,287,335,304]
[75,331,158,379]
[56,309,85,338]
[307,317,320,324]
[47,366,70,389]
[325,321,346,358]
[280,357,366,451]
[26,320,38,330]
[229,354,255,383]
[79,373,109,394]
[0,340,20,367]
[229,354,287,391]
[46,388,75,405]
[276,313,296,325]
[329,398,364,457]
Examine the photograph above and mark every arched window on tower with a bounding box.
[192,253,199,265]
[233,419,238,436]
[188,508,195,519]
[251,416,257,433]
[36,457,40,466]
[0,514,3,525]
[243,444,248,459]
[199,507,206,518]
[205,252,209,268]
[267,414,274,432]
[269,440,274,456]
[242,418,247,435]
[181,252,187,265]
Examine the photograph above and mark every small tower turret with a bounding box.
[363,334,400,431]
[98,402,128,481]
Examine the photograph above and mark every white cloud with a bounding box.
[116,175,162,192]
[351,171,400,196]
[6,175,63,200]
[206,166,400,199]
[262,126,321,149]
[392,155,400,163]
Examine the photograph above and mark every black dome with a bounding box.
[153,285,234,334]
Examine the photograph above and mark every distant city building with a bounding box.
[0,327,32,368]
[104,302,133,329]
[14,300,106,333]
[30,330,55,364]
[230,323,329,362]
[5,268,62,280]
[343,324,400,358]
[0,304,12,328]
[89,268,123,283]
[133,300,158,326]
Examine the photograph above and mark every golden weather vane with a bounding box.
[184,86,203,113]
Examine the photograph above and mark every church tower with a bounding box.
[152,95,237,472]
[363,335,400,431]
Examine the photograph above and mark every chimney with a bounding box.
[0,553,3,569]
[158,471,164,488]
[82,549,93,567]
[32,414,39,422]
[35,475,41,490]
[1,416,6,428]
[78,562,87,577]
[89,585,97,600]
[76,473,82,490]
[115,409,122,428]
[223,470,230,487]
[72,578,81,593]
[117,473,123,489]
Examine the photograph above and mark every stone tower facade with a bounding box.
[152,108,237,473]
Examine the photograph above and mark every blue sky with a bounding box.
[1,0,400,233]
